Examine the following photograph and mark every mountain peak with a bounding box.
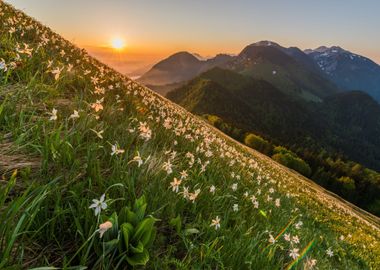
[137,51,233,87]
[248,40,282,48]
[305,45,380,102]
[167,51,200,60]
[304,46,346,54]
[191,53,210,61]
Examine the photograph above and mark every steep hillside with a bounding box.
[1,2,380,270]
[167,68,380,214]
[305,46,380,103]
[322,91,380,169]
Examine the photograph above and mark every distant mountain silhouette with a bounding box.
[137,52,233,94]
[140,41,380,103]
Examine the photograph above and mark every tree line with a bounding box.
[204,114,380,216]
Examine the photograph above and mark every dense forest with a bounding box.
[203,114,380,216]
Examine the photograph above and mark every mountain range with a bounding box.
[138,41,380,103]
[305,45,380,102]
[139,40,380,170]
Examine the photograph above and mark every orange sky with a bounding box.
[7,0,380,77]
[84,42,380,78]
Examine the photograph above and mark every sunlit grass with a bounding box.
[0,1,379,269]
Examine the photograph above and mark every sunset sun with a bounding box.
[111,38,125,50]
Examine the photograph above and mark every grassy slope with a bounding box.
[0,2,379,269]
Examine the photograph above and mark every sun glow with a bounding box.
[111,38,125,50]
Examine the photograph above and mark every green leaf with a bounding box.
[0,170,17,206]
[104,238,119,249]
[126,249,149,266]
[130,241,144,254]
[126,208,138,226]
[206,238,219,257]
[0,98,6,120]
[120,223,134,252]
[135,202,147,221]
[145,227,156,248]
[134,195,146,210]
[118,206,128,224]
[133,195,147,220]
[259,210,267,218]
[184,228,200,235]
[132,217,155,245]
[169,215,182,234]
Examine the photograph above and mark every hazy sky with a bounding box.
[7,0,380,75]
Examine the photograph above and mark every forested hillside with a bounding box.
[168,68,380,216]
